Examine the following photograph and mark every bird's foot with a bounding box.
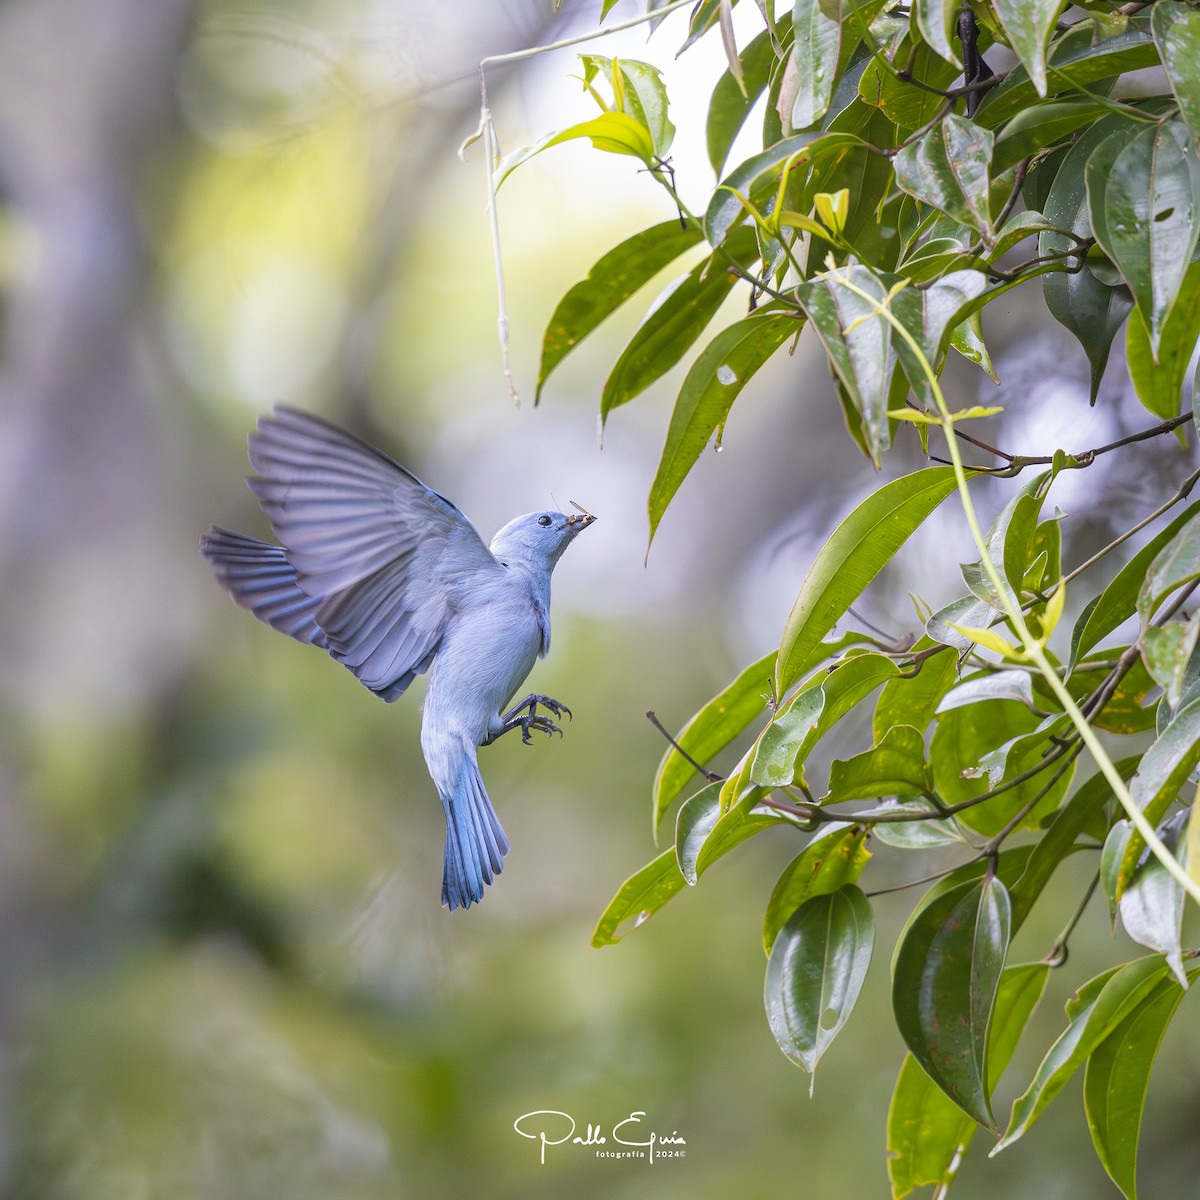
[503,693,573,724]
[502,712,563,744]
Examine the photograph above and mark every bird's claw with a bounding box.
[496,693,573,744]
[504,712,563,744]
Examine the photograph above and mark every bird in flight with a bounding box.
[201,406,596,910]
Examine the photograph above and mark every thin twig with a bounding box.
[645,711,724,782]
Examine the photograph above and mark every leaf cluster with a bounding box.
[506,2,1200,1194]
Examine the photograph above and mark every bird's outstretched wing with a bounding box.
[200,526,328,648]
[245,406,503,701]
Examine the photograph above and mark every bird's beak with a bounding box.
[565,500,596,531]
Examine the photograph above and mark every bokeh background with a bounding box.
[0,1,1196,1197]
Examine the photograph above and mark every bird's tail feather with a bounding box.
[440,756,510,910]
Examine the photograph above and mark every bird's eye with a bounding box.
[537,515,552,526]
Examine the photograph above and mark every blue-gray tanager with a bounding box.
[200,407,595,910]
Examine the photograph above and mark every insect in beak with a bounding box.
[566,500,596,529]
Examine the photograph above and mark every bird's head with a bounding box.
[490,501,597,569]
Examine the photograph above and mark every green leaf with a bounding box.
[790,0,841,129]
[652,650,776,835]
[992,0,1066,97]
[775,467,960,696]
[1126,259,1200,422]
[826,724,931,803]
[750,684,826,788]
[1084,964,1200,1200]
[873,642,957,740]
[890,270,989,407]
[1008,759,1141,928]
[648,310,798,544]
[913,0,960,66]
[870,802,967,849]
[995,956,1172,1151]
[537,221,704,401]
[1137,508,1200,625]
[1152,0,1200,143]
[893,114,996,239]
[677,781,781,884]
[707,24,781,175]
[1039,117,1135,403]
[926,594,995,655]
[1086,120,1200,355]
[859,36,960,130]
[1119,809,1190,988]
[695,785,782,876]
[888,963,1049,1200]
[1069,503,1200,668]
[950,311,1000,383]
[797,265,900,464]
[704,131,867,246]
[992,98,1115,176]
[892,876,1012,1129]
[937,670,1035,714]
[975,18,1160,129]
[764,884,875,1080]
[764,824,872,954]
[1141,613,1200,711]
[579,55,676,158]
[591,847,688,947]
[494,112,657,188]
[600,226,759,420]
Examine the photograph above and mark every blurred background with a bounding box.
[0,1,1196,1197]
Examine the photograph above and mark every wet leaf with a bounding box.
[892,876,1012,1128]
[765,885,875,1080]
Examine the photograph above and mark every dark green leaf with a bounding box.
[992,0,1064,97]
[764,824,872,954]
[1152,0,1200,143]
[1142,613,1200,711]
[601,226,759,419]
[707,25,782,175]
[705,131,861,245]
[797,265,900,464]
[765,884,875,1078]
[997,957,1172,1150]
[859,36,960,130]
[1084,963,1200,1200]
[873,642,957,740]
[993,98,1115,176]
[790,0,842,129]
[538,222,705,401]
[1126,260,1200,422]
[888,963,1049,1199]
[826,724,931,803]
[1137,508,1200,625]
[775,467,960,696]
[648,310,798,544]
[1087,120,1200,355]
[975,18,1159,129]
[892,876,1012,1129]
[893,114,996,239]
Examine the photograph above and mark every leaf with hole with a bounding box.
[764,884,875,1082]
